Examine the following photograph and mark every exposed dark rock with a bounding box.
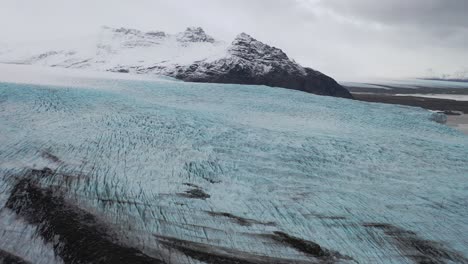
[0,249,31,264]
[440,110,462,116]
[98,198,149,206]
[26,166,88,187]
[171,33,353,99]
[304,213,347,220]
[363,222,468,264]
[352,93,468,114]
[206,211,274,227]
[116,68,130,73]
[264,231,354,263]
[6,176,164,264]
[270,231,328,258]
[183,182,202,189]
[41,151,62,164]
[155,235,313,264]
[179,188,210,200]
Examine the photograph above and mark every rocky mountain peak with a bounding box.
[176,27,215,43]
[145,31,167,38]
[109,27,143,36]
[101,26,167,40]
[229,33,289,62]
[233,32,256,43]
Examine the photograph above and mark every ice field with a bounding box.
[0,66,468,263]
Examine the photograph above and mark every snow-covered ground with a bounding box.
[0,65,467,263]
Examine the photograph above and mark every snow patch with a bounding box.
[396,93,468,101]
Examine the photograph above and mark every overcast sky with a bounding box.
[1,0,467,80]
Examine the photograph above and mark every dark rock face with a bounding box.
[172,33,353,99]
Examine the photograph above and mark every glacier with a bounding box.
[0,65,467,263]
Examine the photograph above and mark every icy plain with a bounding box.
[0,65,467,263]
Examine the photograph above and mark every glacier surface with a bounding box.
[0,66,467,263]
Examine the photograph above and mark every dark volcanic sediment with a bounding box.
[6,175,163,264]
[0,249,31,264]
[353,93,468,114]
[5,170,350,264]
[363,223,468,264]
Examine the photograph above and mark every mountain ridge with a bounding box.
[0,26,352,98]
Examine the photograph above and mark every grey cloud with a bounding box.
[0,0,467,79]
[318,0,468,28]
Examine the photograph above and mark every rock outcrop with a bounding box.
[168,33,352,98]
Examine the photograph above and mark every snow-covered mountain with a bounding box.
[422,68,468,82]
[0,26,352,98]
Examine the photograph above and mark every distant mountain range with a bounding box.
[421,78,468,83]
[0,26,352,98]
[421,69,468,83]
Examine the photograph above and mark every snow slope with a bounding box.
[0,27,228,72]
[0,66,467,263]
